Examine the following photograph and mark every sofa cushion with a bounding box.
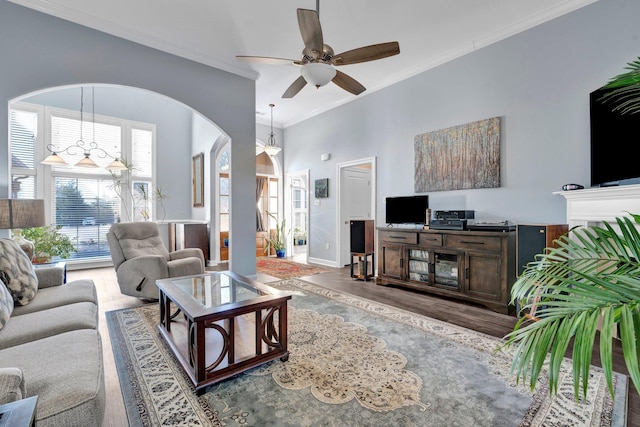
[0,367,25,405]
[0,302,97,350]
[111,222,171,261]
[11,279,97,316]
[0,279,14,330]
[0,330,105,427]
[0,238,38,306]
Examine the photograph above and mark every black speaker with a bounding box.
[350,220,375,254]
[517,224,568,276]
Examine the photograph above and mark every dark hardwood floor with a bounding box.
[76,264,638,426]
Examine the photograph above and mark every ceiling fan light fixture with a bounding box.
[301,62,336,88]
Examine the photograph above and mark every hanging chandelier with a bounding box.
[41,87,128,171]
[263,103,281,156]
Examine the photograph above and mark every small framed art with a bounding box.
[315,178,329,198]
[192,153,204,207]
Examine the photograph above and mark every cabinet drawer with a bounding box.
[447,234,501,252]
[379,231,418,244]
[419,233,443,247]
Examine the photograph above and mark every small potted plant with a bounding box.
[264,212,289,258]
[293,227,307,246]
[21,225,76,263]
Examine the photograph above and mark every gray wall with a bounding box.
[284,0,640,265]
[0,1,257,275]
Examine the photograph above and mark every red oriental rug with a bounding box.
[256,257,330,279]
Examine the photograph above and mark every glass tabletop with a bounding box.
[169,272,266,309]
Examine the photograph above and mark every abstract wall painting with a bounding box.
[414,117,501,192]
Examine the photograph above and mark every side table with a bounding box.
[0,395,38,427]
[32,261,67,284]
[350,252,375,281]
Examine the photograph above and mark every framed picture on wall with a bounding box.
[192,153,204,207]
[315,178,329,198]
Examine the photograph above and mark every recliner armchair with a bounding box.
[107,222,205,299]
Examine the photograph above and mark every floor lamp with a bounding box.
[0,199,46,260]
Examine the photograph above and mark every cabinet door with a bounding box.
[407,247,430,284]
[380,244,404,280]
[432,249,462,292]
[464,251,502,301]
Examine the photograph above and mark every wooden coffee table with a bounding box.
[156,271,291,393]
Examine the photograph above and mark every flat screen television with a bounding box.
[590,87,640,187]
[385,195,429,224]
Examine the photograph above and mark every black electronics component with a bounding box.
[434,210,475,220]
[466,220,516,232]
[429,219,467,230]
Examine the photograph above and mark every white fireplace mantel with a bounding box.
[554,184,640,229]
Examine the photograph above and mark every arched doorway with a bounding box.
[214,141,282,262]
[9,84,225,267]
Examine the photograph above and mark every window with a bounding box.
[9,101,156,264]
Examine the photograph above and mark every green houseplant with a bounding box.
[21,225,76,263]
[602,56,640,115]
[264,212,289,257]
[502,214,640,400]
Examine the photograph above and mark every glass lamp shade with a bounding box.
[301,63,337,87]
[41,152,68,166]
[75,154,99,168]
[106,158,128,171]
[263,144,281,156]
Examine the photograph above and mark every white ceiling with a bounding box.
[10,0,596,128]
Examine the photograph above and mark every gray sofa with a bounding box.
[0,240,104,426]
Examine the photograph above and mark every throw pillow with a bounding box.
[0,238,38,306]
[0,278,14,330]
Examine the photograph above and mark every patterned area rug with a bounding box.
[106,279,627,427]
[256,257,329,279]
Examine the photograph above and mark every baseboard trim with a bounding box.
[307,257,339,268]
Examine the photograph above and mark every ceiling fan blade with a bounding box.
[282,76,308,98]
[331,42,400,66]
[297,8,323,56]
[332,70,366,95]
[236,55,298,66]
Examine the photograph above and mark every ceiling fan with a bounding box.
[236,2,400,98]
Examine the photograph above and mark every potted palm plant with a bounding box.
[502,213,640,400]
[264,212,288,258]
[601,56,640,114]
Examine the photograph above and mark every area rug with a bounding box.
[106,278,628,427]
[256,257,329,279]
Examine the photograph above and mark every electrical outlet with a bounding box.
[325,243,330,250]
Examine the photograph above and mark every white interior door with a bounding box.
[339,165,372,266]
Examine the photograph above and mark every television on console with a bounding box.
[590,87,640,187]
[385,195,429,224]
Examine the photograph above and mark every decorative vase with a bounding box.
[276,249,285,258]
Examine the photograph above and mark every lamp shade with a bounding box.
[263,144,281,156]
[0,199,46,229]
[301,63,337,87]
[41,152,68,166]
[75,154,99,168]
[106,158,128,171]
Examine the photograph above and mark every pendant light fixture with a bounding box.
[263,104,281,156]
[42,86,128,171]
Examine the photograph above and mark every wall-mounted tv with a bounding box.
[590,87,640,187]
[385,195,429,224]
